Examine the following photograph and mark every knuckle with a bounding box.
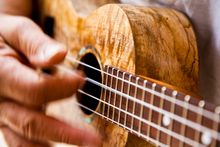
[26,78,47,106]
[60,134,74,144]
[21,115,37,140]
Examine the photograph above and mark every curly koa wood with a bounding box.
[39,1,198,146]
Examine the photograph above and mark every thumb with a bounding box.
[29,39,67,67]
[0,14,67,67]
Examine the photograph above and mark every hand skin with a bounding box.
[0,1,100,147]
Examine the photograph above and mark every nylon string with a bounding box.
[76,89,204,146]
[58,56,220,142]
[82,77,220,141]
[66,56,219,122]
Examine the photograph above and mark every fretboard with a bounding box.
[99,65,220,147]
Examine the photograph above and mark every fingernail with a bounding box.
[44,43,66,59]
[37,42,67,66]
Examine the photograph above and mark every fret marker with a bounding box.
[201,131,212,145]
[144,80,148,84]
[162,87,166,92]
[162,115,171,126]
[172,90,178,97]
[152,83,157,88]
[184,95,191,102]
[199,100,205,108]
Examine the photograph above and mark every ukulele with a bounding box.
[38,0,220,146]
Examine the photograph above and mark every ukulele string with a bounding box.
[77,77,220,142]
[75,101,168,147]
[75,90,202,146]
[66,55,220,122]
[56,63,220,143]
[64,56,220,139]
[57,56,220,141]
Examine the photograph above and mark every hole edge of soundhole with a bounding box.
[76,52,102,115]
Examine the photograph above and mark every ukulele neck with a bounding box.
[100,65,220,146]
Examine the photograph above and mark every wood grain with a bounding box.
[38,1,198,146]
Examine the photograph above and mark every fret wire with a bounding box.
[101,66,109,116]
[106,69,218,122]
[138,80,147,135]
[65,58,219,122]
[123,74,132,127]
[167,91,177,145]
[63,56,220,144]
[75,102,167,147]
[147,83,156,138]
[179,95,190,147]
[131,77,139,132]
[117,72,126,125]
[112,69,120,121]
[77,89,203,146]
[156,87,166,143]
[86,77,220,140]
[106,68,114,119]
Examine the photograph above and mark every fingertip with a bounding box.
[32,41,67,67]
[43,42,67,66]
[44,42,67,65]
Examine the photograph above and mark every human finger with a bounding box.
[0,102,101,146]
[1,126,50,147]
[0,56,84,106]
[0,14,67,67]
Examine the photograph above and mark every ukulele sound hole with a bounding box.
[77,53,102,115]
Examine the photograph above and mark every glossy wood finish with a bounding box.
[39,1,199,146]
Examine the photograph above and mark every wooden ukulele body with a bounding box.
[39,0,198,146]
